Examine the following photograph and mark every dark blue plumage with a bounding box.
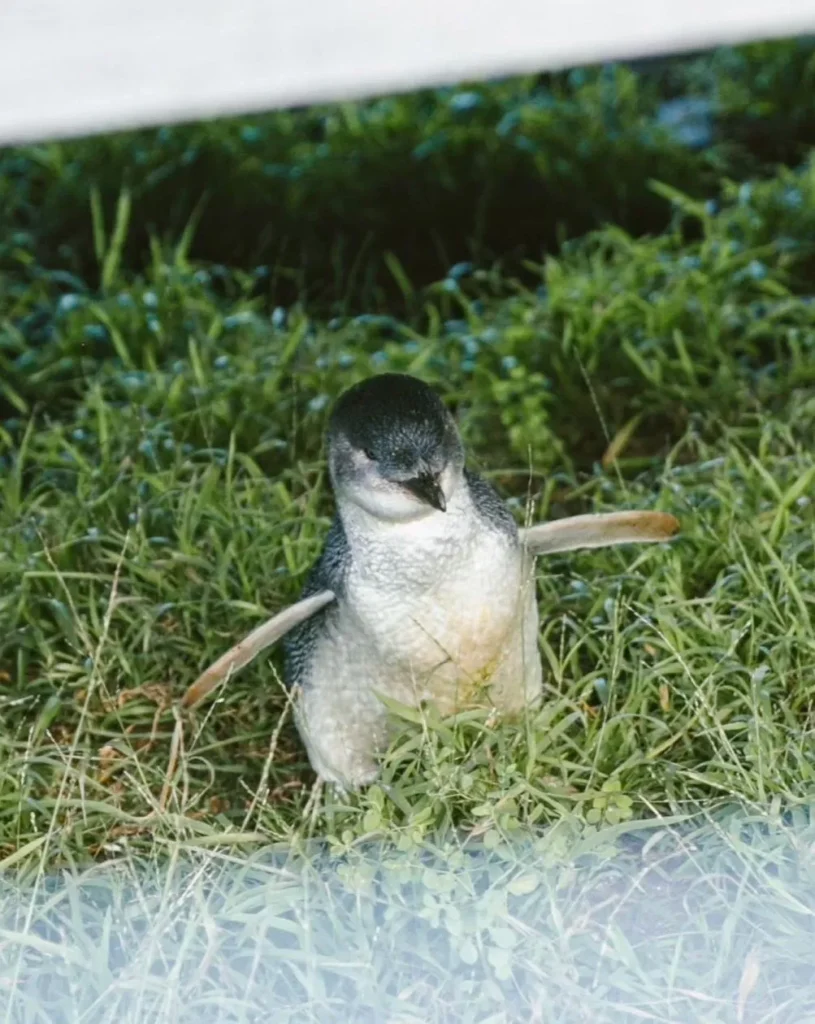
[463,469,518,540]
[283,517,350,691]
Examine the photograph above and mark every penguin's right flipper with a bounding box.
[182,590,336,709]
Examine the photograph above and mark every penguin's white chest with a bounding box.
[341,514,537,711]
[393,538,520,666]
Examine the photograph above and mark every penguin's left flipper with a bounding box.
[182,590,336,709]
[520,511,679,557]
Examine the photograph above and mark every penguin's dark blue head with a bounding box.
[327,374,465,521]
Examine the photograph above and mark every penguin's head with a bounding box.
[327,373,465,522]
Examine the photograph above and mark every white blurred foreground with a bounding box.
[2,810,815,1022]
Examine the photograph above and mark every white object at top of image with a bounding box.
[1,0,814,144]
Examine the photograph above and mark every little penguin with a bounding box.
[183,373,679,790]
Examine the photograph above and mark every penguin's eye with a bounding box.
[363,447,376,461]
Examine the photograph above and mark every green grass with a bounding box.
[1,161,814,851]
[2,52,815,1021]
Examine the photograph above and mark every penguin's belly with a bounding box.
[294,538,543,788]
[345,541,540,714]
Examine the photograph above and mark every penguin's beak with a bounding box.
[404,472,447,512]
